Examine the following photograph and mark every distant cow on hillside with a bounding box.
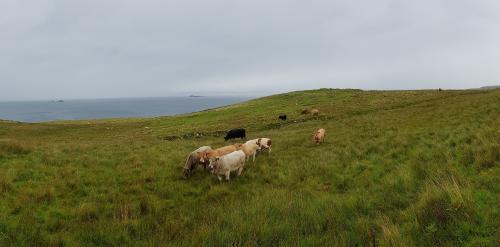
[301,109,310,114]
[224,128,246,141]
[278,115,287,121]
[311,109,320,116]
[314,128,326,145]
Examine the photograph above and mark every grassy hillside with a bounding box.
[0,89,499,246]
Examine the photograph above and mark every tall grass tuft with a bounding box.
[411,175,476,245]
[375,214,411,247]
[0,139,31,158]
[0,171,12,194]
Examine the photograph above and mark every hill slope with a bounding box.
[0,89,499,246]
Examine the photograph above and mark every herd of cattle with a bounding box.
[182,108,326,181]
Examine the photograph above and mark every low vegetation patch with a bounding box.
[0,139,31,158]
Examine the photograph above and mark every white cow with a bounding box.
[208,150,246,181]
[256,138,272,155]
[247,138,272,156]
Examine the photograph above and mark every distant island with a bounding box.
[189,95,204,98]
[57,100,64,102]
[479,85,500,90]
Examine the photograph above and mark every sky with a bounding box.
[1,0,499,101]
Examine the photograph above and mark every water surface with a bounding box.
[0,97,250,123]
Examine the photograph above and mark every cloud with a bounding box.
[1,0,500,100]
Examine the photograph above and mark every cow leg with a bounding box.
[217,175,222,182]
[237,167,243,176]
[252,152,256,162]
[225,171,231,180]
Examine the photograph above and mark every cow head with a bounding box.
[197,151,210,163]
[208,157,220,170]
[255,142,262,150]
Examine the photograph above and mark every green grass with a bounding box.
[0,88,499,246]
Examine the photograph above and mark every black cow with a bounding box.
[278,115,287,121]
[224,128,246,141]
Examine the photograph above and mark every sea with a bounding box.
[0,96,251,123]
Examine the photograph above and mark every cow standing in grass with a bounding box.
[240,140,261,162]
[198,144,241,163]
[311,109,320,116]
[224,128,246,141]
[247,138,272,156]
[182,146,212,178]
[209,150,246,181]
[256,138,272,155]
[314,129,326,145]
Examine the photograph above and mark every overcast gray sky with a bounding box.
[1,0,499,100]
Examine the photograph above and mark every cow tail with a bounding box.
[183,154,196,178]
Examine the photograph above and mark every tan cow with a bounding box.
[240,140,261,162]
[314,128,326,145]
[311,109,320,116]
[198,143,241,162]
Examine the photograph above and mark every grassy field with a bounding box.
[0,89,499,246]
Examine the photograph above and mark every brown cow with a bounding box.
[182,146,212,178]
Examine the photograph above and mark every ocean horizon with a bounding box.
[0,96,251,123]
